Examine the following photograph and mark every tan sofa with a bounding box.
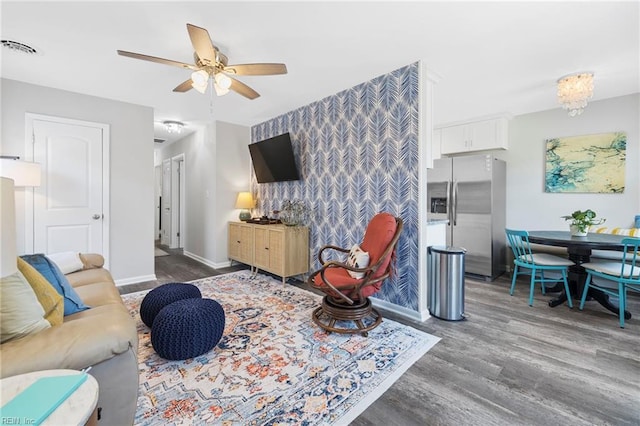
[0,254,139,426]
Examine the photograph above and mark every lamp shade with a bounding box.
[235,192,254,221]
[0,158,41,187]
[235,192,255,209]
[0,177,17,278]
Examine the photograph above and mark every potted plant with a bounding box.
[561,209,605,236]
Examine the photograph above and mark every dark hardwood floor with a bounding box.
[122,248,640,425]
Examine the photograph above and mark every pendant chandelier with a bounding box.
[557,72,594,117]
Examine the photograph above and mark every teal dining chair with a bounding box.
[579,237,640,328]
[505,229,574,307]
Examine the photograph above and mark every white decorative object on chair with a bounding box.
[346,244,370,279]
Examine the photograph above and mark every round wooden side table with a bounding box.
[0,369,99,425]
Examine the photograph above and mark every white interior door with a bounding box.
[161,159,171,246]
[154,165,161,240]
[30,117,108,257]
[171,155,185,249]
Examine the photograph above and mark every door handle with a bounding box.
[452,181,458,226]
[446,180,451,226]
[92,214,102,220]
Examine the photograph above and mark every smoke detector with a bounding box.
[1,40,38,55]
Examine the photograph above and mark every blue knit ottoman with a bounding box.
[151,298,226,360]
[140,283,201,327]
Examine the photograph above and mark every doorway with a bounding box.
[159,154,185,249]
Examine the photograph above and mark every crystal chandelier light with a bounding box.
[557,72,594,117]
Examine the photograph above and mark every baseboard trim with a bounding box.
[371,297,431,322]
[115,274,157,287]
[183,251,231,270]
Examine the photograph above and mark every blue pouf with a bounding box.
[140,283,201,327]
[151,298,226,360]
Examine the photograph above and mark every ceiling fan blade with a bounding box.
[117,50,197,70]
[224,63,288,76]
[229,77,260,100]
[186,23,217,66]
[173,79,194,92]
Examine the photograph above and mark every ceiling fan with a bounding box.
[117,23,287,100]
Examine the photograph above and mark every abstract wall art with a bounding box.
[545,132,626,193]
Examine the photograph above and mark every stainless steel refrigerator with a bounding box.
[427,154,506,280]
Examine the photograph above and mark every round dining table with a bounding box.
[527,230,631,319]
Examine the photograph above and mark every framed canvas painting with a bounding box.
[545,132,626,193]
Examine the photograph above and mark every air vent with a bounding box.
[154,138,166,144]
[1,40,37,54]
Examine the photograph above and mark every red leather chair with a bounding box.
[308,213,403,336]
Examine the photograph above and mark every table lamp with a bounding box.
[235,192,255,221]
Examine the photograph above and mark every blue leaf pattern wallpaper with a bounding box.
[251,62,420,311]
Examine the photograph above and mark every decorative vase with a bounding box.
[570,225,588,237]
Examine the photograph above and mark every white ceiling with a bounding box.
[2,1,639,145]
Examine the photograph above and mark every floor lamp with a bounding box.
[0,157,42,267]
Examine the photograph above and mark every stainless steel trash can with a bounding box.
[428,245,466,321]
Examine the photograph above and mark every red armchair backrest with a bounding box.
[360,212,399,279]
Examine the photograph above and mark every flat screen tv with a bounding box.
[248,132,300,183]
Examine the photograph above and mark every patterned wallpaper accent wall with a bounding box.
[251,62,420,311]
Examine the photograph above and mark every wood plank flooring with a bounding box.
[121,249,640,425]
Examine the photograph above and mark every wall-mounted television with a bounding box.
[248,132,300,183]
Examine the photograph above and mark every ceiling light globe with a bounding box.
[191,70,209,86]
[214,85,230,97]
[215,73,232,90]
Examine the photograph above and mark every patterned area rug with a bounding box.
[122,271,440,425]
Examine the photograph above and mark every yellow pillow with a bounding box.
[17,258,64,326]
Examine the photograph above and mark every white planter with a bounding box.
[570,225,588,237]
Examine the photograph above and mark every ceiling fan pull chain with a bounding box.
[209,77,215,116]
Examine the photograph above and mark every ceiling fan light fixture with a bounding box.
[214,84,229,97]
[192,81,207,94]
[191,69,209,92]
[163,120,184,134]
[191,69,209,86]
[215,72,232,90]
[118,23,287,100]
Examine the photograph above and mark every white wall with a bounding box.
[1,78,155,283]
[156,120,250,267]
[214,121,252,264]
[495,93,639,230]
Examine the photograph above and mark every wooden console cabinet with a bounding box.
[228,222,309,284]
[228,222,254,265]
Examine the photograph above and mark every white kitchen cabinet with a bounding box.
[439,117,509,155]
